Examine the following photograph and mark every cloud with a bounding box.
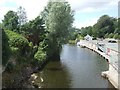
[0,0,48,22]
[15,0,48,20]
[69,0,118,13]
[0,0,118,28]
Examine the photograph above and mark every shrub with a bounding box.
[34,46,46,62]
[77,35,84,40]
[68,40,75,44]
[108,33,114,38]
[118,35,120,40]
[104,33,109,38]
[5,30,29,52]
[113,33,119,39]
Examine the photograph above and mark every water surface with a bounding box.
[36,44,115,88]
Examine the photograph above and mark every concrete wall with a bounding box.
[80,40,119,89]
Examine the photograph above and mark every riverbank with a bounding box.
[79,40,119,89]
[2,58,49,88]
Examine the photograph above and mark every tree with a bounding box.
[80,26,92,37]
[21,16,45,45]
[2,10,19,32]
[92,15,115,38]
[68,27,80,40]
[17,6,27,26]
[80,27,87,37]
[43,1,74,60]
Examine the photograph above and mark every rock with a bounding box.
[31,73,38,80]
[40,77,43,83]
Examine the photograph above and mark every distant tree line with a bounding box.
[69,15,119,41]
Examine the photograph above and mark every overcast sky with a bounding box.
[0,0,118,28]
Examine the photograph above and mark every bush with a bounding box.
[104,33,109,38]
[5,30,29,51]
[77,35,84,40]
[34,46,46,62]
[68,40,75,44]
[108,33,114,38]
[113,33,119,39]
[118,35,120,40]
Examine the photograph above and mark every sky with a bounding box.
[0,0,118,29]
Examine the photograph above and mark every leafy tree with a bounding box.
[2,10,19,32]
[86,26,92,35]
[112,18,118,29]
[80,27,87,37]
[92,15,115,38]
[80,26,92,37]
[21,16,45,45]
[43,1,74,60]
[92,24,97,38]
[68,27,80,40]
[17,6,27,26]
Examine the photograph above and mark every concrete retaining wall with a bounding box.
[80,40,119,89]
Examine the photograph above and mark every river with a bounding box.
[35,44,115,88]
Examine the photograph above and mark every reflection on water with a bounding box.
[36,61,71,88]
[36,44,115,88]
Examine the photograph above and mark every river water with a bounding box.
[35,44,115,88]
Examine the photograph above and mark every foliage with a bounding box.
[34,43,46,62]
[104,33,109,38]
[108,33,114,38]
[113,33,119,39]
[77,15,119,39]
[43,1,74,59]
[81,26,92,37]
[77,34,84,40]
[17,6,27,26]
[2,10,19,32]
[20,16,45,45]
[92,15,116,38]
[68,27,80,40]
[68,40,76,44]
[5,30,29,54]
[114,28,120,34]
